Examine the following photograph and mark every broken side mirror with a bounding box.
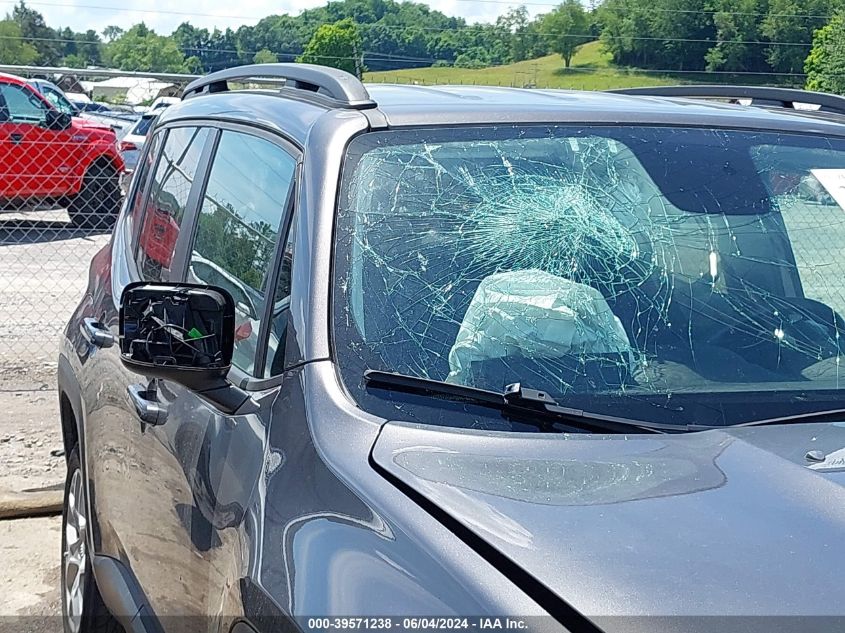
[119,283,251,414]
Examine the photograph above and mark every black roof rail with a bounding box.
[182,63,376,110]
[608,85,845,116]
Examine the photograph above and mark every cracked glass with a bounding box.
[333,125,845,427]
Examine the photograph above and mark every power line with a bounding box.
[451,0,838,20]
[0,31,822,53]
[0,0,832,57]
[0,33,439,63]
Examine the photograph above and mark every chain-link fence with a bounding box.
[0,62,553,378]
[2,62,844,387]
[0,66,196,377]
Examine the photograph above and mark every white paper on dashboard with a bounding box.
[810,169,845,209]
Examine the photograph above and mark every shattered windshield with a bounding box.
[333,125,845,428]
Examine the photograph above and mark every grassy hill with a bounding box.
[365,41,794,90]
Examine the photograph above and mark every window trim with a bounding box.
[177,121,302,381]
[127,128,166,259]
[130,124,217,282]
[254,163,300,378]
[168,128,220,281]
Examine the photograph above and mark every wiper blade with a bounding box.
[363,370,675,434]
[737,407,845,428]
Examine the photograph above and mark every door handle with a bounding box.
[9,133,23,144]
[127,384,168,426]
[80,317,115,348]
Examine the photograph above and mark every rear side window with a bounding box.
[186,130,296,376]
[127,131,162,236]
[136,127,210,282]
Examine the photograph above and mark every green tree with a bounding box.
[9,1,59,64]
[762,0,841,74]
[72,29,102,66]
[649,0,714,71]
[541,0,591,68]
[705,0,770,72]
[597,0,655,67]
[102,25,123,43]
[104,23,187,72]
[237,14,310,66]
[805,13,845,93]
[454,47,492,68]
[61,53,86,68]
[253,48,278,63]
[183,55,203,73]
[501,7,548,62]
[0,19,38,64]
[297,18,364,77]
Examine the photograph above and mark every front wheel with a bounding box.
[67,163,122,230]
[61,447,121,633]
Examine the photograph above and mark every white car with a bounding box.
[118,113,159,172]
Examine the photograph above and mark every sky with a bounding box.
[0,0,555,35]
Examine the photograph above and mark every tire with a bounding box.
[61,447,122,633]
[67,162,122,230]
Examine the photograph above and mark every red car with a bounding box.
[0,72,125,227]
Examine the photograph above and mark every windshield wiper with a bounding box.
[737,407,845,428]
[363,370,682,434]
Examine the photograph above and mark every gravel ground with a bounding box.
[0,515,62,627]
[0,209,110,490]
[1,209,109,622]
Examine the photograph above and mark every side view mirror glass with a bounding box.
[119,283,235,390]
[45,109,72,131]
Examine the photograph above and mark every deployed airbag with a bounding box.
[447,269,632,384]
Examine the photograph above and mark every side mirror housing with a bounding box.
[45,109,72,131]
[119,282,235,390]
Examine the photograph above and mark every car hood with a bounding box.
[73,116,124,140]
[73,116,111,129]
[372,420,845,627]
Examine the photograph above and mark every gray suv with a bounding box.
[58,65,845,633]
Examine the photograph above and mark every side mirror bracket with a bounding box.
[195,381,257,415]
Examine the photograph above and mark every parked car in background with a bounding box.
[1,72,125,227]
[71,97,134,120]
[73,100,110,113]
[118,112,158,172]
[27,78,138,135]
[58,64,845,633]
[149,96,179,111]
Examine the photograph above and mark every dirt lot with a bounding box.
[0,515,62,628]
[0,209,110,621]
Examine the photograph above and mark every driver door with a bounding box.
[0,80,78,199]
[85,122,299,629]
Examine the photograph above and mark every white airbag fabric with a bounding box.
[448,269,631,383]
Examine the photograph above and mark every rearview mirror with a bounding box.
[119,283,235,390]
[45,109,72,131]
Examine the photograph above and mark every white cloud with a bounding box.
[11,0,533,36]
